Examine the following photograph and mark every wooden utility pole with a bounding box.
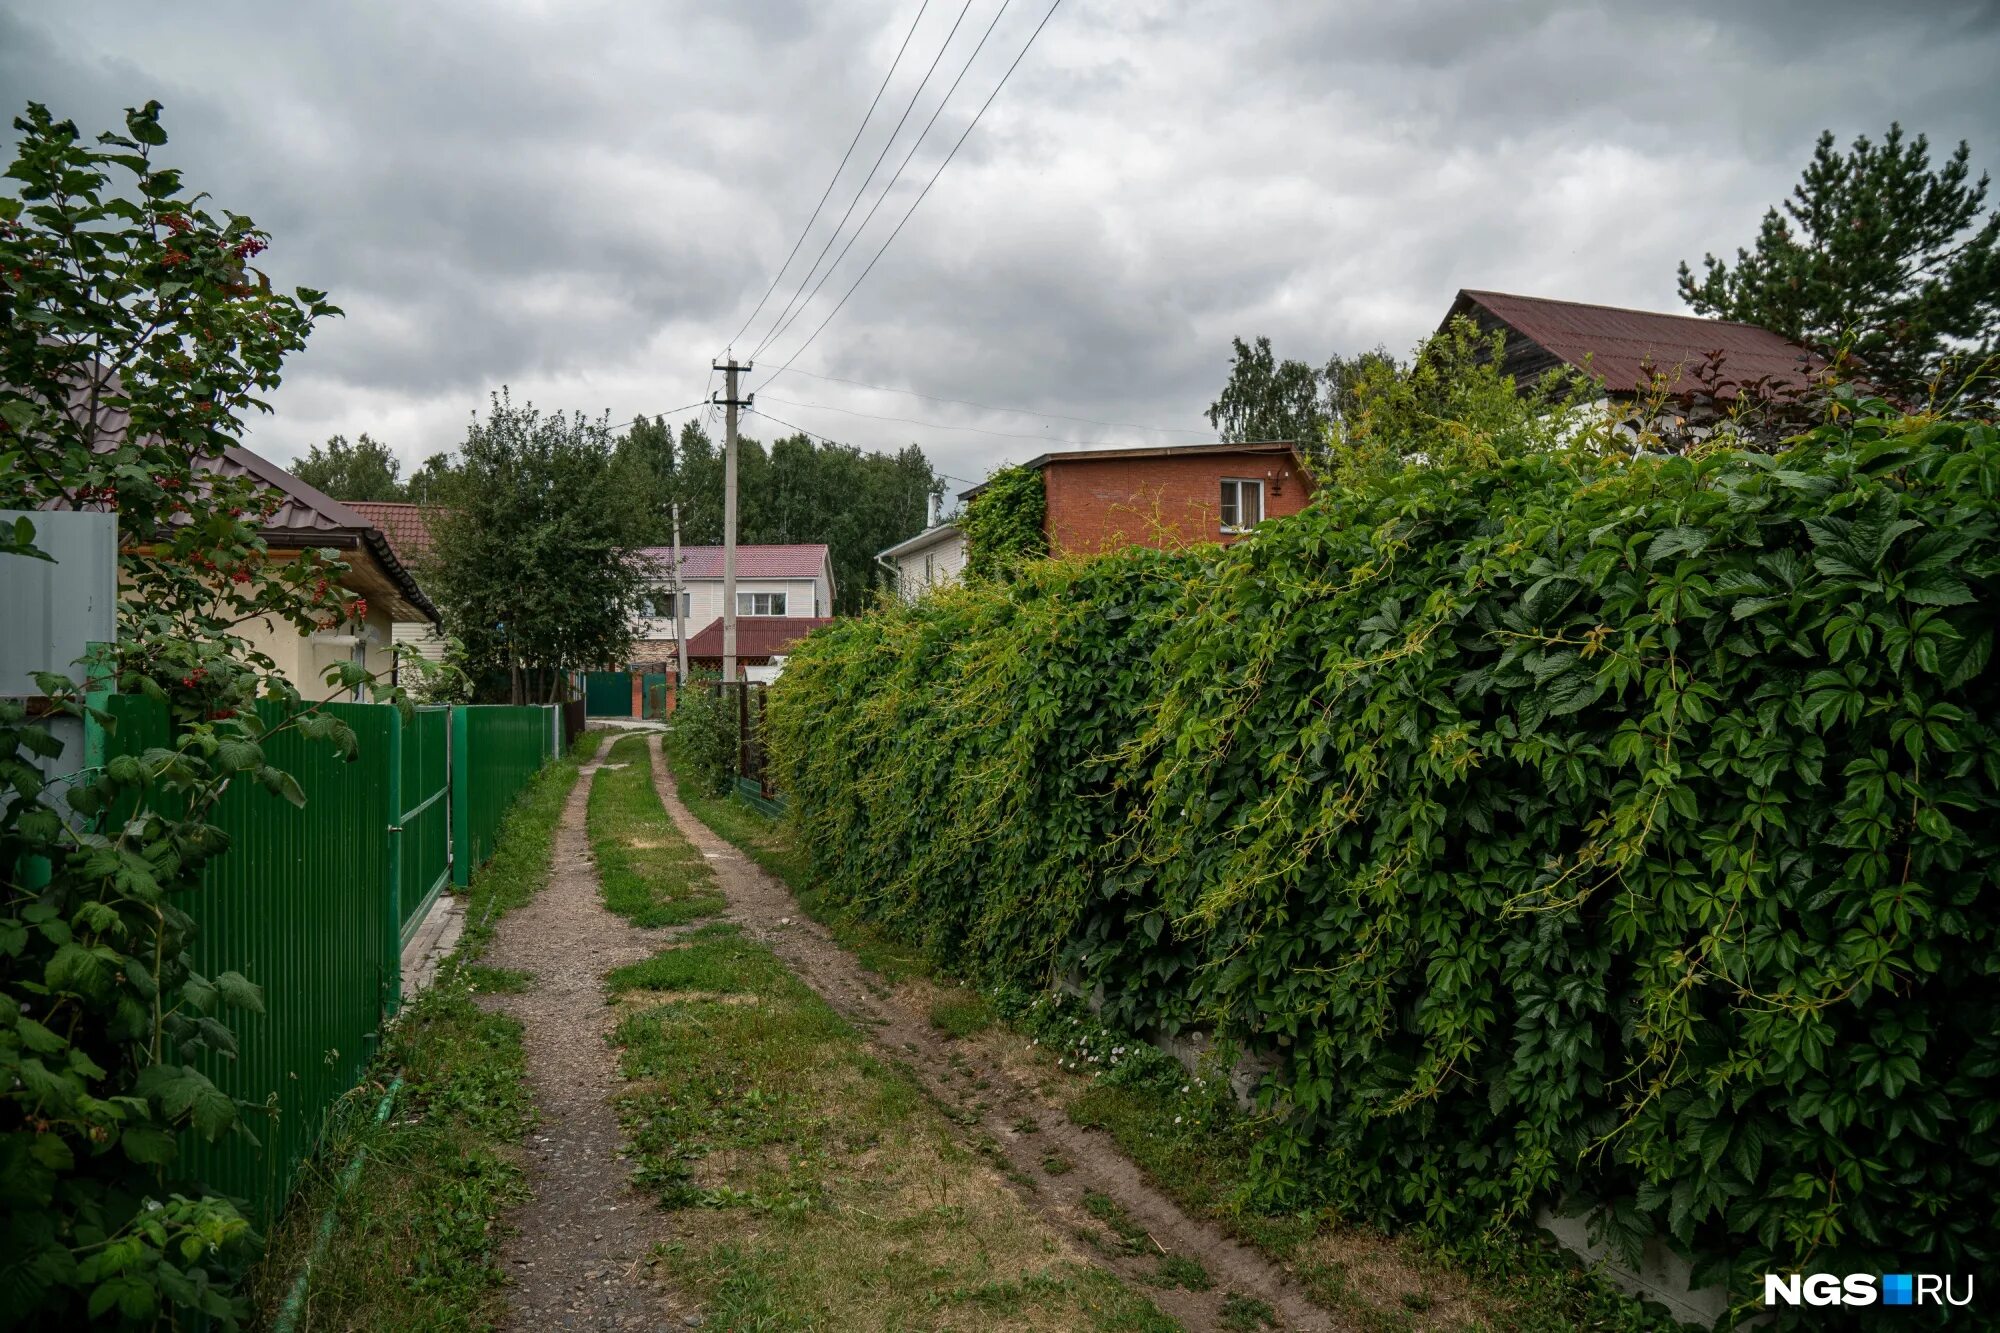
[712,357,752,683]
[671,501,689,686]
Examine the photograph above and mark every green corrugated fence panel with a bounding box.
[449,705,554,883]
[398,706,450,937]
[584,671,632,717]
[90,695,396,1227]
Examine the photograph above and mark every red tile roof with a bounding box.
[1448,290,1821,395]
[345,501,437,563]
[635,543,830,580]
[683,616,834,662]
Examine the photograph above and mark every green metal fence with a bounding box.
[449,705,554,886]
[88,696,397,1226]
[79,694,559,1227]
[396,706,451,941]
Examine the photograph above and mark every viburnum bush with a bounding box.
[0,101,410,1328]
[769,375,2000,1321]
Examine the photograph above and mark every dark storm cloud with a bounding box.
[3,0,1996,490]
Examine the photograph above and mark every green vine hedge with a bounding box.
[768,399,2000,1312]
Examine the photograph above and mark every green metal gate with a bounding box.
[642,671,668,718]
[395,705,451,943]
[584,670,632,717]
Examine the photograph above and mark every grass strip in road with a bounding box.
[591,734,726,926]
[610,921,1177,1331]
[671,779,932,981]
[248,730,604,1331]
[669,777,1683,1333]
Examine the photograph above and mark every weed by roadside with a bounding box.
[591,735,725,926]
[609,922,1176,1330]
[246,730,603,1330]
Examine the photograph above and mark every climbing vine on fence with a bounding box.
[958,463,1048,579]
[769,390,2000,1316]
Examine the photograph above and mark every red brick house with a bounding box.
[960,441,1314,557]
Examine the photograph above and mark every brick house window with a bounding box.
[738,591,788,616]
[1219,478,1264,533]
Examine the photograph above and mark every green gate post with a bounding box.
[449,704,471,887]
[383,704,404,1019]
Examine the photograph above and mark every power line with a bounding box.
[752,0,1018,362]
[604,398,709,436]
[744,0,981,359]
[763,366,1219,436]
[723,0,936,354]
[754,0,1066,391]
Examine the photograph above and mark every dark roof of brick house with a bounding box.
[345,501,437,563]
[957,441,1306,501]
[1444,289,1821,396]
[683,616,834,662]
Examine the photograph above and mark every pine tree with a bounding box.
[1679,124,2000,401]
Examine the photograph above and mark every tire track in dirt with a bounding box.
[481,752,693,1332]
[646,736,1339,1333]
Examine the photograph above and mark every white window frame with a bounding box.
[737,591,788,616]
[1219,477,1264,533]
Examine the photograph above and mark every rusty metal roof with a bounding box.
[1447,290,1821,395]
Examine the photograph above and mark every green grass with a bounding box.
[610,923,1176,1330]
[249,728,604,1330]
[590,735,726,926]
[929,988,996,1037]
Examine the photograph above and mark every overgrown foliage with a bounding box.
[1,101,390,1328]
[959,464,1048,579]
[664,673,737,797]
[1680,123,2000,406]
[770,371,2000,1320]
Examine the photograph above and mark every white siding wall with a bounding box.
[634,574,826,639]
[893,530,966,601]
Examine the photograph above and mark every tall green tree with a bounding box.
[289,431,405,501]
[1679,124,2000,401]
[426,391,649,701]
[1206,335,1327,445]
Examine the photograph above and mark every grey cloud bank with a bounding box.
[4,0,1996,489]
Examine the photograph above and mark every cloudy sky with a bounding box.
[5,1,1998,494]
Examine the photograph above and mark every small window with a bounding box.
[737,591,787,616]
[1219,478,1264,532]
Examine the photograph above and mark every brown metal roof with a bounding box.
[1447,290,1820,396]
[201,447,440,623]
[631,543,831,581]
[345,501,438,563]
[958,441,1304,501]
[683,616,834,662]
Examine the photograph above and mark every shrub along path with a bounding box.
[644,737,1333,1332]
[479,746,694,1330]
